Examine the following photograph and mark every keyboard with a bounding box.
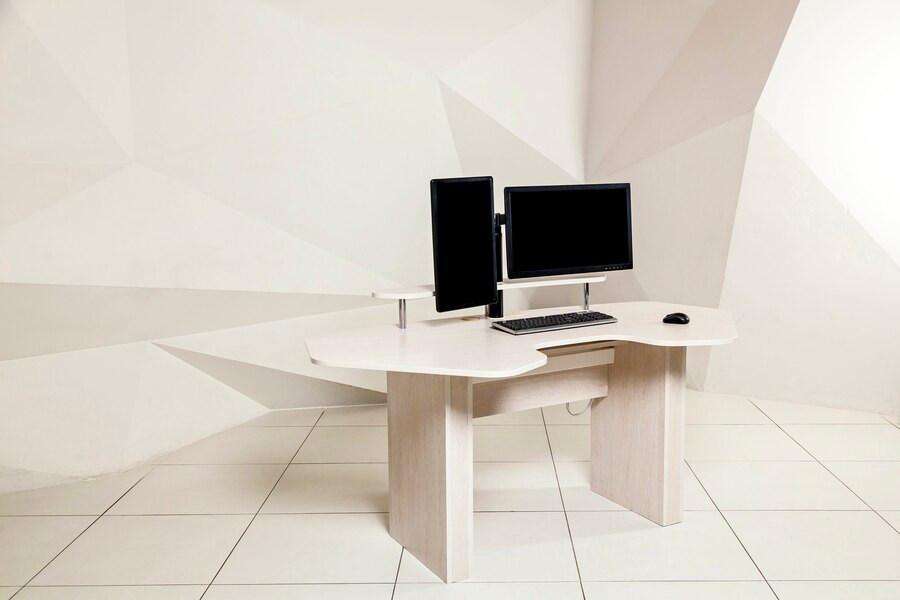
[491,311,617,335]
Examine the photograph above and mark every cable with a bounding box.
[565,399,592,416]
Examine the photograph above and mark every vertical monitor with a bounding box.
[431,176,498,312]
[504,183,633,279]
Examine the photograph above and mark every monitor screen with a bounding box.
[504,183,633,279]
[431,176,498,312]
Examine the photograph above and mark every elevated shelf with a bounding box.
[372,274,607,300]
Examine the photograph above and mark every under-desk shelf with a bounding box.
[374,274,607,328]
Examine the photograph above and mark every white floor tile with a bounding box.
[751,398,886,424]
[394,582,584,599]
[685,425,811,461]
[685,391,770,424]
[556,462,714,511]
[317,405,387,426]
[0,589,14,600]
[825,462,900,509]
[243,409,323,427]
[398,512,579,583]
[0,516,94,585]
[292,427,387,463]
[261,464,388,513]
[0,467,150,516]
[474,408,543,425]
[474,462,562,511]
[724,511,900,580]
[568,511,762,581]
[542,402,591,425]
[161,427,310,465]
[689,462,867,510]
[583,582,776,600]
[881,511,900,532]
[33,515,250,585]
[781,424,900,461]
[474,426,551,462]
[108,465,283,515]
[770,581,900,600]
[15,586,206,599]
[204,584,393,599]
[546,425,590,461]
[215,514,401,583]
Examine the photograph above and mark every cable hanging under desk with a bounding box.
[373,274,608,329]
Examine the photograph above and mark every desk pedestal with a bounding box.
[386,342,687,582]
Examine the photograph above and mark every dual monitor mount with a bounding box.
[485,213,591,320]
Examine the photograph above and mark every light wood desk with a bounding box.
[307,301,736,582]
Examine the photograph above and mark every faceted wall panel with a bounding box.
[2,0,896,481]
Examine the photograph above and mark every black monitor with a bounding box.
[430,176,498,312]
[504,183,633,279]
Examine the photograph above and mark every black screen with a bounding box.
[505,183,633,279]
[431,177,498,312]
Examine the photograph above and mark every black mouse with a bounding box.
[663,312,690,324]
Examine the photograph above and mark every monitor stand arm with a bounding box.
[486,213,505,319]
[583,282,591,312]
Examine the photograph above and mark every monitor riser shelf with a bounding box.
[373,274,608,329]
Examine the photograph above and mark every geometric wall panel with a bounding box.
[704,115,900,416]
[0,283,377,361]
[439,83,576,194]
[0,165,399,294]
[157,345,386,410]
[441,0,594,181]
[158,305,404,394]
[11,0,135,156]
[755,0,900,267]
[593,0,799,176]
[0,162,126,230]
[2,0,895,484]
[142,80,460,285]
[0,2,129,163]
[260,0,557,74]
[0,343,264,477]
[585,0,715,176]
[125,0,428,160]
[600,111,753,309]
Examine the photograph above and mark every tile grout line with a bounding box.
[683,461,781,600]
[8,466,157,598]
[748,399,900,537]
[197,410,325,600]
[389,548,404,600]
[540,406,587,600]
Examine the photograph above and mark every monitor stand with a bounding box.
[486,213,505,319]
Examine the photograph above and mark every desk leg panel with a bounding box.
[590,343,685,526]
[387,372,473,583]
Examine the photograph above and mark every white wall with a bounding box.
[1,0,896,480]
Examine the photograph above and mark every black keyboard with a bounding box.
[491,311,617,335]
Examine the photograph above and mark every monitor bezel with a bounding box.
[430,175,499,312]
[504,182,633,280]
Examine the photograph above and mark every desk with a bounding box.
[306,301,736,582]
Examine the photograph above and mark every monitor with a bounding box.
[504,183,633,279]
[430,176,498,312]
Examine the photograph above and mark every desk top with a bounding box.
[306,301,736,378]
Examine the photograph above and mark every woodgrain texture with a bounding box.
[591,342,686,526]
[307,301,735,378]
[473,366,609,418]
[387,372,472,582]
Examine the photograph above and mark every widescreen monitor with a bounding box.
[504,183,633,279]
[430,176,498,312]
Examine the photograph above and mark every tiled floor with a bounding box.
[1,395,899,599]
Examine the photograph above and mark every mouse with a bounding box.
[663,312,690,324]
